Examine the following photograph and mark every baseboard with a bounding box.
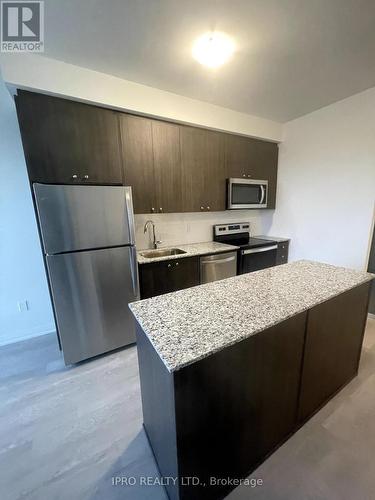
[369,313,375,320]
[0,327,55,347]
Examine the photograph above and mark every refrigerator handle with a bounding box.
[130,246,140,300]
[125,186,136,245]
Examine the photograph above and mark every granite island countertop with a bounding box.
[129,260,374,372]
[137,241,239,264]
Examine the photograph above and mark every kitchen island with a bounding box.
[129,261,373,500]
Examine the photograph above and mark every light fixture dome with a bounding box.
[192,32,235,68]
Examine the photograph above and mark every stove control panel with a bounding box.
[214,223,250,237]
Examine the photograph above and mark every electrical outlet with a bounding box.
[17,300,29,313]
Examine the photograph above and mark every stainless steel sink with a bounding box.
[140,248,187,259]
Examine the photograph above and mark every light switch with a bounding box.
[18,300,29,312]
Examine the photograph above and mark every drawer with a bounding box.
[277,253,288,264]
[276,241,289,265]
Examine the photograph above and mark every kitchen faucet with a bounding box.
[143,220,162,249]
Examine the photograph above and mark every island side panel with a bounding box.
[173,312,307,500]
[135,323,179,500]
[298,282,371,423]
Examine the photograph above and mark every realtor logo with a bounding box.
[1,1,44,52]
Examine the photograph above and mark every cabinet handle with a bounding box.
[206,206,210,211]
[159,208,163,213]
[151,207,155,213]
[72,174,78,180]
[200,206,204,211]
[84,174,89,180]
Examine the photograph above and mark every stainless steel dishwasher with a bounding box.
[200,251,237,284]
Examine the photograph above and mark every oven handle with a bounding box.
[242,245,278,255]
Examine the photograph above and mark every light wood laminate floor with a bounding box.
[1,318,375,500]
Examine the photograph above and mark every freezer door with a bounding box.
[46,246,139,364]
[34,184,135,254]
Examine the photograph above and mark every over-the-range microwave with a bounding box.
[227,178,268,209]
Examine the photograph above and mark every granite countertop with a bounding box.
[137,241,239,264]
[255,235,290,243]
[129,260,374,373]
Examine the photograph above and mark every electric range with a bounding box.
[213,222,279,274]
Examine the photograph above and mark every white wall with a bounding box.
[263,86,375,270]
[0,54,282,142]
[0,73,55,345]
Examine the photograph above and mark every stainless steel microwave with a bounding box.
[227,178,268,209]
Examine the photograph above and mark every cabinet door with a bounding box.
[225,133,255,179]
[139,261,170,299]
[180,126,226,212]
[252,139,278,209]
[174,312,306,499]
[120,115,156,214]
[16,91,123,185]
[276,241,289,265]
[139,257,200,299]
[298,283,370,423]
[152,121,183,213]
[167,257,200,293]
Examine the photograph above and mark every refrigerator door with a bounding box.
[34,184,135,254]
[46,245,139,364]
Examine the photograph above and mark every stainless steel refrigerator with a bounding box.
[34,184,139,365]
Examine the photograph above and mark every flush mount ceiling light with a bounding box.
[192,32,235,68]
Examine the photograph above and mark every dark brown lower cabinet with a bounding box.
[173,313,306,500]
[135,281,371,500]
[137,313,307,500]
[276,240,289,265]
[298,283,370,422]
[139,257,200,299]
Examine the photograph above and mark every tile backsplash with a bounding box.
[135,211,273,250]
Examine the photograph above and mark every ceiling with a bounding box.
[43,0,375,122]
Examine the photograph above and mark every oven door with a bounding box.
[239,244,278,274]
[227,178,268,209]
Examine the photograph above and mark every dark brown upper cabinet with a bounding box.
[16,91,279,212]
[15,91,123,185]
[225,134,278,209]
[180,126,226,212]
[120,115,183,214]
[119,114,156,214]
[152,120,183,214]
